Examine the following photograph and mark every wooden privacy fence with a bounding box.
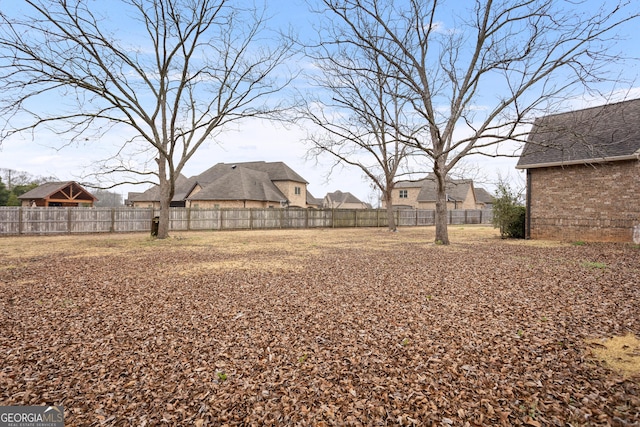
[0,207,493,235]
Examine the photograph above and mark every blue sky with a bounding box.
[1,0,639,204]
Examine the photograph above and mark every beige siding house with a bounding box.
[385,177,486,210]
[517,98,640,243]
[129,161,310,209]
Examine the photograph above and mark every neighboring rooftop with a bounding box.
[324,190,369,208]
[129,161,309,205]
[396,176,474,203]
[19,181,97,202]
[474,187,495,205]
[187,167,286,202]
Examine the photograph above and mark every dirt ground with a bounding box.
[0,226,638,426]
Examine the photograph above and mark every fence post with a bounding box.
[18,207,23,235]
[110,208,115,233]
[354,209,358,227]
[67,207,72,234]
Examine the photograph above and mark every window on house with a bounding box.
[295,186,301,195]
[399,190,408,199]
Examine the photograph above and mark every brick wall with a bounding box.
[388,185,421,208]
[528,160,640,242]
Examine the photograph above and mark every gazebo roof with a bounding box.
[19,181,97,205]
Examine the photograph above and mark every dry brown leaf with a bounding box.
[0,227,638,425]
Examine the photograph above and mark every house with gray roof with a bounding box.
[306,190,323,209]
[474,187,495,208]
[323,190,370,209]
[516,98,640,242]
[384,176,488,210]
[129,161,310,209]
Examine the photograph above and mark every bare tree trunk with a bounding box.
[384,189,397,231]
[157,180,171,239]
[156,159,172,239]
[434,173,450,245]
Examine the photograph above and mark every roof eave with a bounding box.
[516,154,639,170]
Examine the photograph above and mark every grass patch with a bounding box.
[582,261,607,269]
[587,334,640,378]
[0,226,500,259]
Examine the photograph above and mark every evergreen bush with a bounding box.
[492,181,526,239]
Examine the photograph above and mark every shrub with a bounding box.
[500,205,526,238]
[492,181,526,239]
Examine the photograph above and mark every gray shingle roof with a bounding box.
[306,190,323,207]
[396,177,473,202]
[204,161,308,184]
[324,190,364,206]
[187,167,286,202]
[128,174,190,202]
[517,98,640,168]
[129,161,308,204]
[474,187,495,205]
[418,179,472,202]
[18,181,97,201]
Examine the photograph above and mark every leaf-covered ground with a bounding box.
[1,227,639,426]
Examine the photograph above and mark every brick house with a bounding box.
[516,98,640,242]
[384,176,488,210]
[129,161,310,209]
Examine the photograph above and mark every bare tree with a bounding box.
[0,0,294,238]
[0,169,39,190]
[92,189,124,208]
[311,0,638,244]
[299,25,422,231]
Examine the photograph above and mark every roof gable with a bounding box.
[474,187,495,204]
[517,98,640,168]
[19,181,97,202]
[306,190,323,206]
[325,190,364,205]
[188,167,286,202]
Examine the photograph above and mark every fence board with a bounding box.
[70,208,112,233]
[187,208,219,230]
[0,208,20,234]
[114,209,155,232]
[0,207,493,235]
